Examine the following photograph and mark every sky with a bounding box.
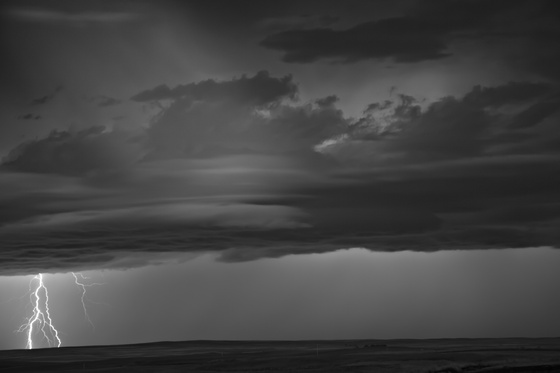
[1,0,560,350]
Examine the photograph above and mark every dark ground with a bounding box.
[1,338,560,372]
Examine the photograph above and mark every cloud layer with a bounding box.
[259,0,560,75]
[1,71,560,275]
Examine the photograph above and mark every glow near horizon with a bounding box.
[2,247,560,350]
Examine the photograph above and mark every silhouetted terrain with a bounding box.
[1,338,560,372]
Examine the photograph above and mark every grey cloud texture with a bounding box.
[258,0,512,64]
[259,0,560,76]
[1,72,560,276]
[2,126,145,176]
[260,18,452,64]
[137,72,341,160]
[462,82,553,108]
[131,71,297,105]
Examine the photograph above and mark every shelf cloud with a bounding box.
[2,70,559,275]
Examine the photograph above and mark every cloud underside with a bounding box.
[259,0,560,78]
[2,221,557,276]
[1,72,560,275]
[260,20,451,63]
[258,0,495,64]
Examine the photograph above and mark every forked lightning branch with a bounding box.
[16,274,61,349]
[16,272,103,349]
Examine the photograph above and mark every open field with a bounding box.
[1,338,560,372]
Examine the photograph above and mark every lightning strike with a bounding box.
[17,274,62,349]
[71,272,104,329]
[16,272,106,349]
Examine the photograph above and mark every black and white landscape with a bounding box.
[2,338,560,372]
[1,0,560,371]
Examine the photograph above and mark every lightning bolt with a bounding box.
[17,274,62,349]
[16,272,107,349]
[72,272,104,330]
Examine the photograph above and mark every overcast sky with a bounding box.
[1,0,560,350]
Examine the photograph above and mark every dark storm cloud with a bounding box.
[259,0,560,72]
[131,71,297,105]
[142,97,345,160]
[258,0,522,64]
[337,81,560,163]
[509,101,560,129]
[1,73,560,275]
[260,17,452,63]
[462,82,553,108]
[1,126,145,176]
[132,71,341,160]
[0,165,558,276]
